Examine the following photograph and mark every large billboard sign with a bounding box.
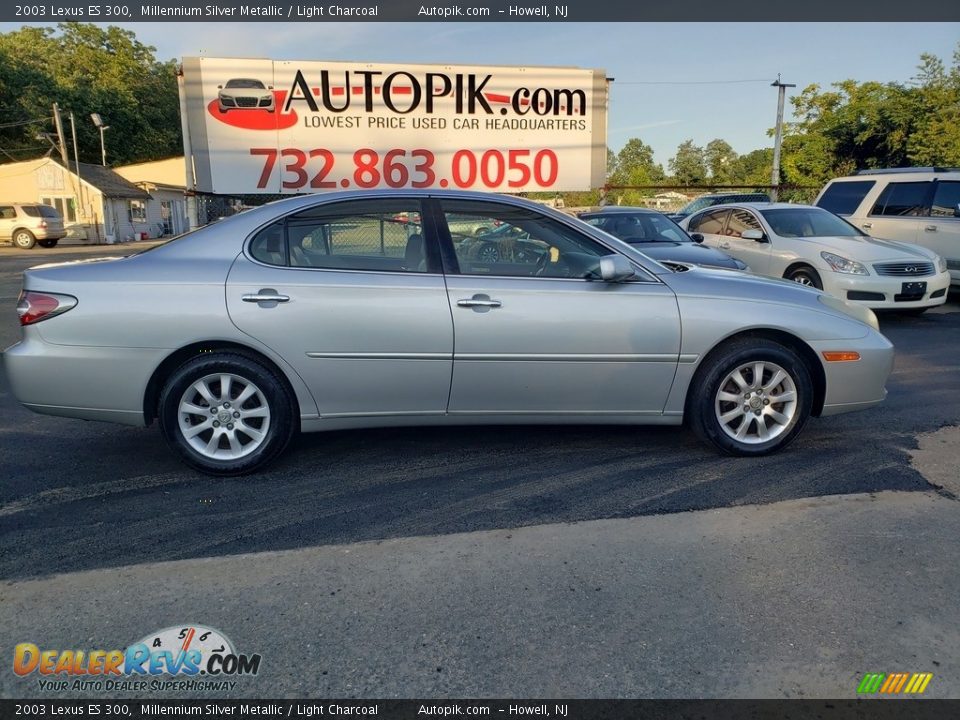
[180,57,608,195]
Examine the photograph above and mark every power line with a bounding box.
[613,78,775,86]
[0,116,54,129]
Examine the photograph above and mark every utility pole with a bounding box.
[69,112,86,221]
[52,103,69,164]
[770,75,796,202]
[177,64,200,230]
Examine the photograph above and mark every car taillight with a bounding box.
[39,220,48,229]
[16,291,77,326]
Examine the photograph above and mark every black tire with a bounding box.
[13,229,36,249]
[476,242,500,262]
[688,338,813,456]
[158,352,296,476]
[38,239,59,248]
[785,266,823,290]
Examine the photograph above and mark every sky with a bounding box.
[3,21,959,167]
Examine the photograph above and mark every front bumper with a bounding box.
[811,330,895,417]
[823,270,951,310]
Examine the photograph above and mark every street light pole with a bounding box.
[97,125,110,166]
[90,113,109,166]
[770,74,796,202]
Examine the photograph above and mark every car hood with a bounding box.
[799,235,938,262]
[631,241,741,269]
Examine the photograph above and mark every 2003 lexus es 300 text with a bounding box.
[3,191,894,475]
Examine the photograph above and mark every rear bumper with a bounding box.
[2,334,169,426]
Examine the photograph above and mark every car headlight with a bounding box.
[937,254,948,274]
[818,294,880,331]
[821,251,869,275]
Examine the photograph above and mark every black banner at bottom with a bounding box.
[1,700,957,720]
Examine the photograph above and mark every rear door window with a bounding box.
[815,180,876,215]
[930,181,960,218]
[250,199,433,274]
[689,209,727,235]
[870,182,933,217]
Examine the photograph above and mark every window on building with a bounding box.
[41,197,77,222]
[129,200,147,224]
[160,201,173,235]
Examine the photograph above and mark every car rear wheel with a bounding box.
[38,239,59,248]
[785,266,823,290]
[13,230,36,249]
[689,338,813,456]
[158,353,295,476]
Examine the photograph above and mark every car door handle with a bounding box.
[242,291,290,303]
[457,298,502,308]
[861,222,873,229]
[924,225,938,232]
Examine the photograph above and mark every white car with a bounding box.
[217,78,275,113]
[681,203,950,313]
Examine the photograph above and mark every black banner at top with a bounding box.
[1,700,959,720]
[4,0,960,23]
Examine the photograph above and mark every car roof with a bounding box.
[580,207,660,215]
[694,202,820,212]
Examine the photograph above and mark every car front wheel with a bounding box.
[689,338,813,456]
[786,266,823,290]
[158,353,295,475]
[13,230,36,249]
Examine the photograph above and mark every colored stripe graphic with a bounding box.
[857,672,932,694]
[857,674,884,693]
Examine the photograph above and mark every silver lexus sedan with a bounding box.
[3,190,894,475]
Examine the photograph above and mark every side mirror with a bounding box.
[268,85,274,90]
[217,85,223,89]
[690,233,704,243]
[741,229,767,242]
[599,255,636,282]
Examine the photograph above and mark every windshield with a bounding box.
[225,79,266,89]
[583,213,692,243]
[760,207,866,238]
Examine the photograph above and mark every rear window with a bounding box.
[816,181,876,215]
[17,204,60,219]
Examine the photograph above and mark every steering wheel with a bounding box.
[534,249,550,276]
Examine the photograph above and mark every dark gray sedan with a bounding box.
[4,190,893,476]
[579,207,749,271]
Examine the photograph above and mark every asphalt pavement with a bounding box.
[1,242,958,698]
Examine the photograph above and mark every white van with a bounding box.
[815,167,960,287]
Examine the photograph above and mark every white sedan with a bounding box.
[681,203,951,313]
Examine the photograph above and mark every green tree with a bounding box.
[669,140,707,186]
[0,23,181,165]
[607,137,665,205]
[727,148,773,187]
[704,139,737,183]
[779,42,960,188]
[907,49,960,165]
